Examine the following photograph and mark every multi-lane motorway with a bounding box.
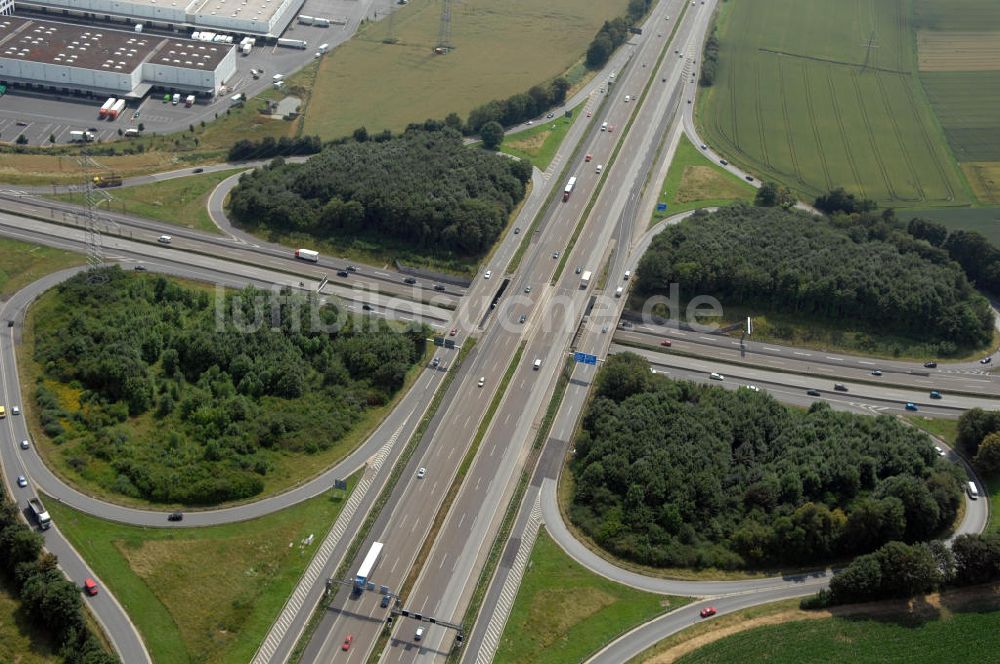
[0,0,995,662]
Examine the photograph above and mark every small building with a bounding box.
[0,15,235,97]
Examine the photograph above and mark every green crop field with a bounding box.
[698,0,970,207]
[921,72,1000,163]
[900,206,1000,245]
[674,599,1000,664]
[913,0,1000,32]
[495,529,685,664]
[302,0,627,139]
[45,478,356,664]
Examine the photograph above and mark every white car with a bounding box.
[484,270,492,280]
[20,439,29,449]
[417,467,426,479]
[934,446,946,457]
[709,372,724,381]
[478,376,485,388]
[745,384,760,392]
[11,405,19,415]
[16,475,27,488]
[158,235,172,244]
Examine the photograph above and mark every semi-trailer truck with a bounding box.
[295,248,319,262]
[107,99,126,119]
[98,97,116,118]
[277,38,308,49]
[28,498,51,530]
[69,130,95,142]
[580,270,592,288]
[563,176,577,202]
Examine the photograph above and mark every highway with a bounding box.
[0,0,994,661]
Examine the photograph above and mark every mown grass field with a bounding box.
[494,529,685,664]
[0,236,84,297]
[49,169,243,235]
[45,477,356,664]
[652,133,754,222]
[302,0,627,139]
[672,594,1000,664]
[698,0,970,207]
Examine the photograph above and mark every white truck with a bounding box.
[185,94,196,107]
[295,248,319,262]
[580,270,592,289]
[69,130,95,142]
[107,99,126,120]
[98,97,116,118]
[28,498,51,530]
[277,38,308,49]
[240,42,252,55]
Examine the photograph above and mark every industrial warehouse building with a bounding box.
[0,15,235,97]
[16,0,303,38]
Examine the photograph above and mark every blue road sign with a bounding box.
[574,352,597,365]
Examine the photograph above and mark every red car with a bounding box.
[342,634,353,651]
[84,578,99,596]
[585,153,592,162]
[586,111,592,117]
[660,340,672,347]
[608,124,615,133]
[699,606,717,618]
[449,328,457,337]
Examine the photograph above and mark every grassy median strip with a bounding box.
[0,236,84,298]
[288,339,477,664]
[447,356,574,663]
[45,476,358,664]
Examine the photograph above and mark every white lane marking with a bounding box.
[763,346,780,351]
[698,336,717,342]
[794,351,811,356]
[859,360,874,365]
[826,356,843,361]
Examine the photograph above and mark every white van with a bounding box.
[615,286,623,298]
[624,95,631,103]
[601,121,608,132]
[968,481,979,499]
[595,164,603,174]
[533,358,542,370]
[623,270,631,280]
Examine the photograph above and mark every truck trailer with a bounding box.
[277,38,308,49]
[295,248,319,262]
[69,130,95,142]
[580,270,592,288]
[28,498,51,530]
[98,97,116,118]
[107,99,126,120]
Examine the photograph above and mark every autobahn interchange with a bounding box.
[0,0,994,661]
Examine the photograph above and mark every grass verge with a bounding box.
[288,338,477,664]
[495,529,687,664]
[0,236,84,298]
[650,133,755,224]
[668,585,1000,664]
[47,169,245,235]
[44,476,358,664]
[502,111,581,171]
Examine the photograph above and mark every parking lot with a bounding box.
[0,0,397,145]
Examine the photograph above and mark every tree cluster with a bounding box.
[33,267,425,504]
[754,181,795,208]
[814,187,877,215]
[956,408,1000,477]
[0,489,118,664]
[227,135,322,161]
[465,78,570,135]
[699,28,720,86]
[228,127,530,257]
[804,533,1000,608]
[635,205,994,352]
[569,353,963,570]
[907,218,1000,298]
[585,17,631,70]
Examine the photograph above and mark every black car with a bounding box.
[806,389,821,397]
[981,357,993,364]
[134,265,147,271]
[381,594,391,608]
[193,167,204,173]
[871,369,883,376]
[337,271,349,277]
[168,512,183,522]
[404,277,417,285]
[433,285,446,292]
[347,265,358,272]
[923,361,937,368]
[362,304,373,311]
[834,383,848,392]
